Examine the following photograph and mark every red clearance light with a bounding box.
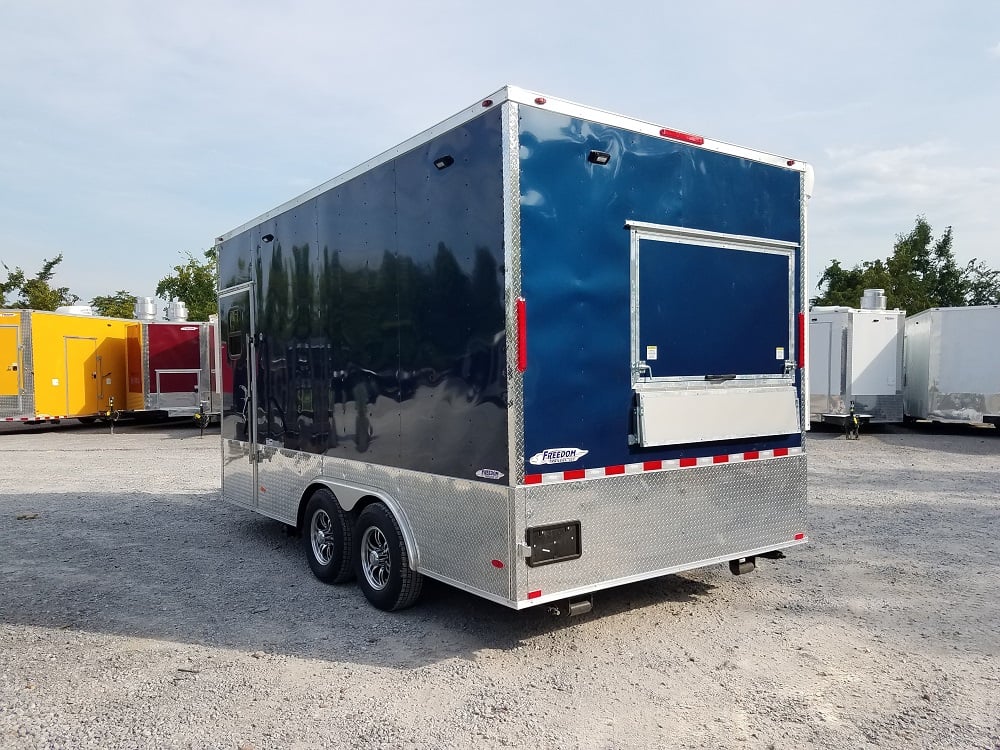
[491,559,505,569]
[659,127,705,146]
[482,99,493,107]
[794,532,806,541]
[797,312,805,368]
[516,297,528,372]
[534,97,547,105]
[528,590,542,599]
[787,159,796,166]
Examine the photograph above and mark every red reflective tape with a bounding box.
[774,447,789,457]
[797,312,805,369]
[528,590,542,599]
[524,474,542,485]
[712,454,729,464]
[679,457,697,468]
[516,297,528,372]
[794,532,806,541]
[643,460,662,471]
[744,451,760,460]
[563,469,586,480]
[605,465,625,476]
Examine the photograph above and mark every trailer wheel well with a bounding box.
[296,484,382,531]
[295,484,419,570]
[297,483,337,531]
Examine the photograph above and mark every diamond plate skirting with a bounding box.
[221,437,255,511]
[225,444,516,601]
[0,311,34,418]
[224,445,806,606]
[516,454,808,601]
[333,458,513,600]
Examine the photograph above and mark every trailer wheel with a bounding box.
[303,489,354,584]
[354,502,422,611]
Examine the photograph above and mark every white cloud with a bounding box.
[820,141,999,207]
[806,139,1000,292]
[2,2,1000,305]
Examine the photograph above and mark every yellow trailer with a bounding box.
[0,310,129,423]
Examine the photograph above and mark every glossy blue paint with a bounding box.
[519,106,803,471]
[218,108,507,480]
[638,240,791,378]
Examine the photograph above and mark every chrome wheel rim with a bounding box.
[360,526,390,591]
[310,509,335,565]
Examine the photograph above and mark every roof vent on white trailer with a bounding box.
[134,297,157,321]
[165,300,189,322]
[54,305,95,316]
[860,289,887,310]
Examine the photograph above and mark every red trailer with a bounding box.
[125,319,218,419]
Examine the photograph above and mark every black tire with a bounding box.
[302,489,354,584]
[354,502,422,611]
[77,417,97,425]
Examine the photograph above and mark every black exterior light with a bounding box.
[433,155,455,170]
[262,233,274,243]
[587,150,611,165]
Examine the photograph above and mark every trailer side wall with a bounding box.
[219,107,508,479]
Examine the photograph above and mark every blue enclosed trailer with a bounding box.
[215,87,812,612]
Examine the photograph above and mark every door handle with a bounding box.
[632,362,652,378]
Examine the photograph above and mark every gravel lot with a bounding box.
[1,421,998,749]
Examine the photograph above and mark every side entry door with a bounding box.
[808,320,834,417]
[0,323,21,408]
[219,284,257,509]
[64,336,98,416]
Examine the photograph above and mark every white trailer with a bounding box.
[809,289,905,428]
[903,305,1000,425]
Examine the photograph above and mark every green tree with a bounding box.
[813,258,890,309]
[962,259,1000,306]
[813,217,1000,312]
[90,290,137,318]
[155,248,218,321]
[0,264,23,307]
[0,255,78,310]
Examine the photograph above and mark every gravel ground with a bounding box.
[1,420,998,749]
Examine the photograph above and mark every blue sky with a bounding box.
[1,1,998,307]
